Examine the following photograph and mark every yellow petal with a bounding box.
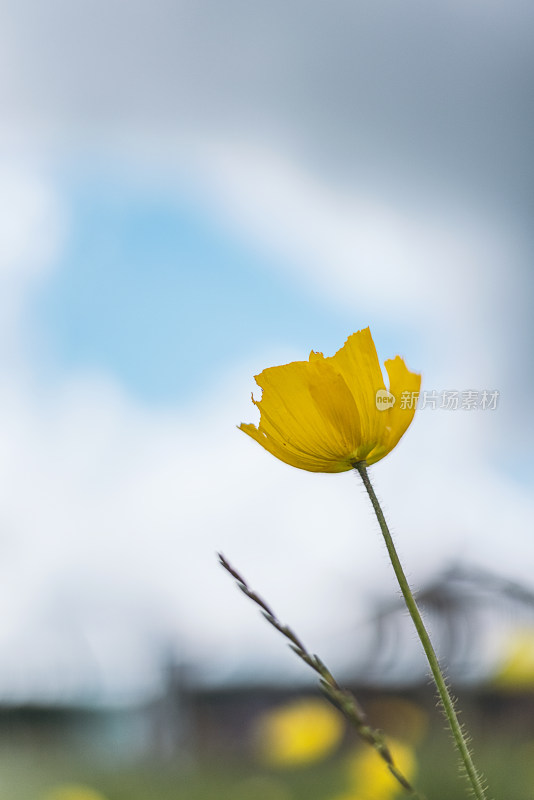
[254,360,343,460]
[381,356,421,454]
[241,357,362,471]
[239,329,420,472]
[306,358,362,452]
[330,329,386,428]
[238,422,347,472]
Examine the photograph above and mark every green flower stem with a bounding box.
[354,462,488,800]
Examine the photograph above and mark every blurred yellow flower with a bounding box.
[42,786,108,800]
[492,629,534,689]
[240,328,420,472]
[332,738,417,800]
[255,697,344,767]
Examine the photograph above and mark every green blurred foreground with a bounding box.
[0,697,533,800]
[0,742,532,800]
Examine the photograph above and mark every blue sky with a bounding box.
[33,164,417,407]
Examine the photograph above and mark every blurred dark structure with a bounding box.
[360,563,534,687]
[2,563,534,761]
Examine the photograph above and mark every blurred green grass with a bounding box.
[0,725,533,800]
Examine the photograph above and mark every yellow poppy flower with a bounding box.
[239,328,420,472]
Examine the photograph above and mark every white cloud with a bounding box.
[0,332,532,699]
[0,162,65,370]
[195,138,530,473]
[202,142,518,353]
[0,157,531,702]
[0,162,63,280]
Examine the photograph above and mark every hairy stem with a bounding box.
[354,462,488,800]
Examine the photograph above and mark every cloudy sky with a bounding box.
[0,0,533,702]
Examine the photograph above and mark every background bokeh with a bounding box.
[1,1,534,797]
